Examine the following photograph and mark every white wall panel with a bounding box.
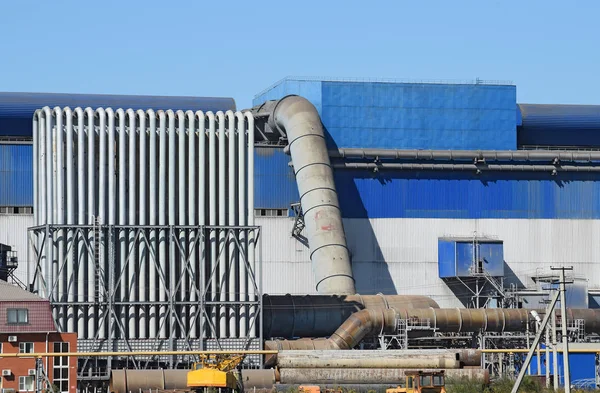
[0,214,34,284]
[259,217,600,308]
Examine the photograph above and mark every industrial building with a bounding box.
[0,280,77,393]
[2,77,600,388]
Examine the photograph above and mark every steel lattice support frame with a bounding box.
[27,224,262,381]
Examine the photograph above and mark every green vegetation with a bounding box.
[447,376,600,393]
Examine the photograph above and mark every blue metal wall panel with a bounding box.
[0,144,32,205]
[0,92,236,137]
[254,147,299,209]
[437,240,456,278]
[253,80,322,112]
[531,352,596,386]
[321,82,516,150]
[518,104,600,147]
[334,170,600,219]
[253,79,517,150]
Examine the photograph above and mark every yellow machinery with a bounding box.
[187,354,245,393]
[386,370,446,393]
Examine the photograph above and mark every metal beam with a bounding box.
[0,350,277,358]
[511,290,560,393]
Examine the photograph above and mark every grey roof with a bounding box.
[0,280,46,302]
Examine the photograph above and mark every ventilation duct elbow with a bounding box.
[254,96,355,295]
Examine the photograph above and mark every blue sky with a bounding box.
[0,0,598,109]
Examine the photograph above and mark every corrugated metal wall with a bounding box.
[0,214,34,284]
[254,147,298,209]
[258,217,600,307]
[253,78,517,150]
[0,144,32,206]
[0,92,236,136]
[335,171,600,219]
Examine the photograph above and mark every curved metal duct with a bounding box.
[267,307,600,350]
[263,294,439,338]
[254,96,355,294]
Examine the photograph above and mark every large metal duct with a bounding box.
[110,368,487,393]
[110,369,274,393]
[33,107,255,342]
[262,294,439,339]
[267,307,600,350]
[278,368,490,385]
[253,96,355,295]
[274,349,482,368]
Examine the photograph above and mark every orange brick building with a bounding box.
[0,281,77,393]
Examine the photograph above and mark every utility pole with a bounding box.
[511,266,572,393]
[511,291,560,393]
[553,266,573,393]
[552,306,558,390]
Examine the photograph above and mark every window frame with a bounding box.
[7,308,29,325]
[19,342,34,354]
[19,375,35,392]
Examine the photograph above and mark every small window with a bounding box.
[19,342,34,354]
[7,308,29,324]
[420,375,432,387]
[19,376,35,391]
[254,208,288,217]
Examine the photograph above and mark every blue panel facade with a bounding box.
[438,239,504,278]
[254,147,299,209]
[335,171,600,219]
[437,240,456,278]
[531,351,596,386]
[253,78,517,150]
[518,104,600,147]
[321,82,517,150]
[0,144,33,206]
[0,92,236,136]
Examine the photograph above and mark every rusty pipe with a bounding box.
[267,307,600,351]
[110,369,275,393]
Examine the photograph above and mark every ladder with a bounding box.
[93,216,102,303]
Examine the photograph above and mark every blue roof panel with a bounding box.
[0,92,236,136]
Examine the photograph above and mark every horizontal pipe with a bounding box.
[331,148,600,162]
[111,369,275,393]
[267,307,600,350]
[0,350,276,358]
[331,162,600,173]
[275,349,480,368]
[279,357,459,369]
[278,368,489,385]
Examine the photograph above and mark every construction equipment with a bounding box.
[187,354,245,393]
[298,386,342,393]
[386,370,446,393]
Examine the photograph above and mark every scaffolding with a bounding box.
[27,224,263,383]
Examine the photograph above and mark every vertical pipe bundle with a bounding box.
[32,107,255,342]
